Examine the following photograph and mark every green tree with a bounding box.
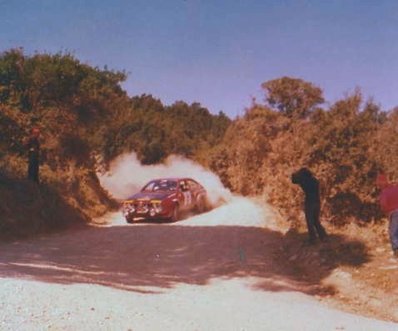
[262,76,324,119]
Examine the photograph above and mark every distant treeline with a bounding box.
[0,49,396,236]
[0,48,230,167]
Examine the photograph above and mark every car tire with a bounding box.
[196,196,208,213]
[170,204,180,222]
[125,216,134,224]
[196,197,205,213]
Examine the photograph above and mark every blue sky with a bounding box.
[1,0,397,117]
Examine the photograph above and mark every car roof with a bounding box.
[149,177,196,182]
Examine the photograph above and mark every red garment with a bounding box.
[379,184,398,214]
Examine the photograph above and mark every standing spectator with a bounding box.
[26,127,41,183]
[291,167,328,244]
[376,173,398,258]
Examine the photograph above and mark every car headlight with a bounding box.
[151,200,163,213]
[123,201,135,214]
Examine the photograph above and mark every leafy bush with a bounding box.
[208,78,391,226]
[0,49,230,237]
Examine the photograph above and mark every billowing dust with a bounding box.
[98,152,277,228]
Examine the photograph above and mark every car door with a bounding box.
[186,179,205,209]
[179,179,193,211]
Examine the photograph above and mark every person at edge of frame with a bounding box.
[25,127,41,184]
[376,172,398,259]
[291,167,328,244]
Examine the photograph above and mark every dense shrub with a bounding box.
[2,49,395,234]
[208,78,392,226]
[0,49,230,236]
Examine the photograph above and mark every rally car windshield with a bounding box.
[142,180,178,192]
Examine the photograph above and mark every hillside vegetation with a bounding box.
[0,49,230,237]
[1,49,396,238]
[208,77,397,227]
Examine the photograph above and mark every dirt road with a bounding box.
[0,196,397,330]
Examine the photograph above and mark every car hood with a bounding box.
[127,191,175,201]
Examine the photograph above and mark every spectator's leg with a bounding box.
[28,158,34,180]
[28,155,39,183]
[304,203,317,243]
[312,202,327,240]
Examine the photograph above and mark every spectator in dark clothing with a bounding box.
[26,127,40,183]
[291,167,328,244]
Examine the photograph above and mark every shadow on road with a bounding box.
[0,224,370,295]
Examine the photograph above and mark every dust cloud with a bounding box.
[98,152,277,229]
[98,152,231,206]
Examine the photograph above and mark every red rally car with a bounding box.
[122,177,209,223]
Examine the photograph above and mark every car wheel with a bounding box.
[196,196,208,213]
[125,216,134,224]
[170,204,180,222]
